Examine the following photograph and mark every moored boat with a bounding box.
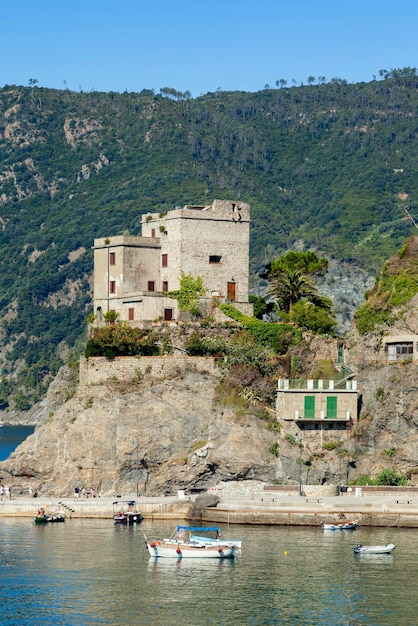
[354,543,395,554]
[321,520,358,530]
[144,525,240,559]
[34,508,66,524]
[113,500,143,525]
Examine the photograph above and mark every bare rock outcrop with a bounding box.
[0,365,278,497]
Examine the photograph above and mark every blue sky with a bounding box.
[3,0,417,96]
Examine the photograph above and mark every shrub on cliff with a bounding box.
[85,323,160,359]
[355,235,418,334]
[218,303,301,354]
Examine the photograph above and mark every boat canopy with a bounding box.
[176,526,221,532]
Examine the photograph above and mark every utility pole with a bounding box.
[136,442,139,498]
[295,433,303,496]
[339,435,344,496]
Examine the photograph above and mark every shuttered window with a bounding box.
[304,396,315,418]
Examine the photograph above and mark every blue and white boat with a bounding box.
[144,525,241,559]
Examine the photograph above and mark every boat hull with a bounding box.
[146,540,236,559]
[354,543,395,554]
[114,513,143,525]
[322,520,358,530]
[34,513,66,524]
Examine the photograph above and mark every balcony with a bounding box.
[278,378,357,391]
[294,409,351,422]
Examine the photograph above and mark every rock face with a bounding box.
[0,361,277,497]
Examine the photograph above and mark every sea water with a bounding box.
[0,518,416,625]
[0,425,35,461]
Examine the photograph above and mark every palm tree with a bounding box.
[267,268,321,313]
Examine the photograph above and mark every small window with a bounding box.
[109,281,116,294]
[109,252,116,265]
[151,229,156,238]
[162,281,168,292]
[209,255,222,264]
[148,281,155,292]
[128,308,134,321]
[162,254,168,267]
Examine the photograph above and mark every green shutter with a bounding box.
[326,396,337,418]
[304,396,315,418]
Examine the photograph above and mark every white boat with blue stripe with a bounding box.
[144,525,241,559]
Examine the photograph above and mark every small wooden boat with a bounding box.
[34,509,66,524]
[354,543,395,554]
[321,520,358,530]
[144,525,240,559]
[113,500,143,525]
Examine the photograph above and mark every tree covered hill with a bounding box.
[0,71,417,408]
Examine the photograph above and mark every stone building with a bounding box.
[93,199,252,326]
[276,378,358,436]
[382,334,418,361]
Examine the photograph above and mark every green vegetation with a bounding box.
[1,72,418,405]
[85,324,160,359]
[352,469,407,486]
[262,251,337,334]
[374,468,407,486]
[249,294,275,320]
[188,440,208,454]
[355,236,418,334]
[264,251,329,313]
[167,273,206,317]
[218,303,302,353]
[285,433,296,445]
[376,388,384,401]
[322,441,341,451]
[269,443,280,457]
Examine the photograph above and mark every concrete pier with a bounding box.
[2,491,418,527]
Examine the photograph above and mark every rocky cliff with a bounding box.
[1,237,418,496]
[0,359,278,497]
[1,340,417,497]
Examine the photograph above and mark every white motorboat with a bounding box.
[353,543,395,554]
[144,525,240,559]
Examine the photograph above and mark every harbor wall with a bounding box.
[3,494,418,527]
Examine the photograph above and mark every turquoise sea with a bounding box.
[0,517,417,626]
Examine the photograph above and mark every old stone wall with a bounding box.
[79,355,217,387]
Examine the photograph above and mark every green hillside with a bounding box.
[0,69,417,408]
